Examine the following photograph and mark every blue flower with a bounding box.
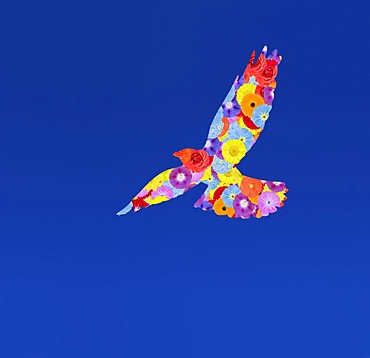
[116,202,133,216]
[202,174,220,190]
[212,156,234,174]
[221,185,241,208]
[247,76,259,85]
[225,122,254,151]
[223,83,236,104]
[208,107,224,138]
[252,104,272,129]
[162,180,184,196]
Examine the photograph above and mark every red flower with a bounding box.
[173,149,212,172]
[211,185,227,203]
[255,59,278,87]
[132,190,153,209]
[240,113,259,130]
[244,51,267,82]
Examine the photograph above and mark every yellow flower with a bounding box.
[218,167,243,185]
[201,167,214,184]
[236,83,257,104]
[144,170,170,191]
[237,117,261,136]
[261,182,287,203]
[146,195,169,205]
[222,139,247,164]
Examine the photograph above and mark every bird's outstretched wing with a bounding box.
[194,167,288,219]
[203,46,282,175]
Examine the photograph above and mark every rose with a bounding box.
[255,59,278,87]
[244,51,267,82]
[173,149,212,173]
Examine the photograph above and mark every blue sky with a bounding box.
[1,0,370,357]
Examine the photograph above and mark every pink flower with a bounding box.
[151,185,174,199]
[258,192,280,216]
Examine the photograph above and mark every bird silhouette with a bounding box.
[117,46,288,219]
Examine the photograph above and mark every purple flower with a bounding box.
[234,75,244,90]
[233,193,257,219]
[151,185,174,199]
[191,170,205,184]
[264,86,275,105]
[222,96,241,118]
[204,137,220,156]
[258,192,280,216]
[194,194,213,211]
[266,181,286,192]
[201,201,213,211]
[267,49,281,63]
[169,166,192,189]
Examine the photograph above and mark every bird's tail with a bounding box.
[193,167,288,219]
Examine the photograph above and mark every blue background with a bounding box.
[1,0,370,357]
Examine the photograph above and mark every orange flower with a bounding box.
[213,198,235,218]
[240,176,263,198]
[240,93,265,118]
[173,149,212,173]
[218,117,230,137]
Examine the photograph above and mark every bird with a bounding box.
[117,46,288,219]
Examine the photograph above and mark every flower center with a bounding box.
[229,146,239,156]
[230,194,236,199]
[249,183,254,189]
[250,102,255,108]
[177,173,185,181]
[226,101,233,109]
[205,140,211,148]
[261,113,268,120]
[240,199,248,208]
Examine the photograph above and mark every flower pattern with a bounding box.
[118,46,288,220]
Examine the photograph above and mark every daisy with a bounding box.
[218,167,243,185]
[222,139,247,164]
[225,122,254,151]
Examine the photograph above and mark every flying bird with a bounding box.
[117,46,288,219]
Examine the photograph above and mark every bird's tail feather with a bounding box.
[193,168,288,219]
[116,165,204,216]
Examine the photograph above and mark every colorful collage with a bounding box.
[117,46,288,219]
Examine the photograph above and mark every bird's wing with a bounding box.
[203,46,282,174]
[116,165,204,215]
[194,167,288,219]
